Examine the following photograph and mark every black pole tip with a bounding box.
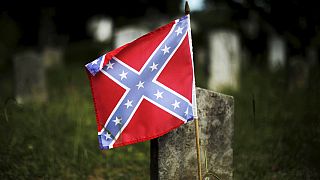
[185,1,190,15]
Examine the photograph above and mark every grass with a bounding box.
[0,63,150,179]
[1,57,320,179]
[231,66,320,179]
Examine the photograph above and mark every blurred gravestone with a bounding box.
[115,26,148,48]
[42,47,63,68]
[268,35,286,70]
[307,47,318,66]
[13,51,47,104]
[243,10,259,40]
[38,8,65,69]
[208,30,240,91]
[39,8,57,48]
[288,56,309,91]
[151,87,233,180]
[88,17,113,43]
[196,47,206,67]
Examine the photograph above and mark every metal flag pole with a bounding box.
[184,1,202,180]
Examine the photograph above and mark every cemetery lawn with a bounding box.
[1,61,320,179]
[231,67,320,179]
[0,64,150,179]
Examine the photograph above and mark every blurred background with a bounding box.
[1,0,320,179]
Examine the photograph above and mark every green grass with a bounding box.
[1,58,320,179]
[231,67,320,179]
[0,64,149,179]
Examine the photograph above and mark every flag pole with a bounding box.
[194,118,202,180]
[185,1,202,180]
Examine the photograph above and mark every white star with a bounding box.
[106,61,114,69]
[175,26,183,36]
[91,59,98,65]
[154,90,163,100]
[161,45,171,55]
[172,100,180,110]
[184,107,189,117]
[104,132,112,140]
[119,71,128,80]
[124,99,133,109]
[136,81,145,90]
[149,62,158,72]
[113,117,122,126]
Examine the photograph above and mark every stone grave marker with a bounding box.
[268,35,286,70]
[307,47,318,66]
[88,17,113,42]
[288,56,309,91]
[208,30,241,91]
[42,47,63,68]
[13,51,47,104]
[151,87,234,180]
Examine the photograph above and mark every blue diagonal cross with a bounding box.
[98,16,193,149]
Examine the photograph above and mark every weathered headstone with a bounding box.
[196,47,206,67]
[42,47,63,68]
[38,8,56,48]
[208,30,240,91]
[288,56,309,91]
[307,46,318,66]
[114,26,148,48]
[13,51,47,104]
[243,10,259,40]
[268,35,286,70]
[88,17,113,42]
[151,87,234,180]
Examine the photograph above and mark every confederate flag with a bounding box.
[85,15,197,150]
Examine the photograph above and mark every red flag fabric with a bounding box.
[85,15,197,149]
